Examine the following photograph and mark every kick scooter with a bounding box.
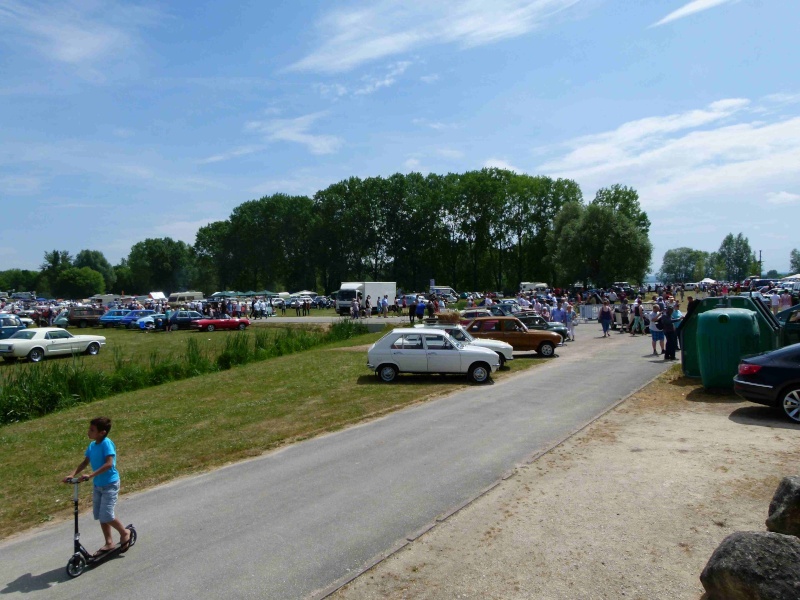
[64,477,137,578]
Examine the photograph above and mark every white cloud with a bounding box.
[314,82,349,99]
[651,0,737,28]
[289,0,580,73]
[537,97,800,210]
[412,118,459,131]
[355,61,412,95]
[484,158,520,172]
[420,74,440,84]
[766,191,800,205]
[436,148,464,160]
[0,0,159,77]
[246,112,343,155]
[199,146,263,164]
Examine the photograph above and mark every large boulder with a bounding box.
[766,476,800,537]
[700,531,800,600]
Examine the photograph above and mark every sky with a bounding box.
[1,0,798,275]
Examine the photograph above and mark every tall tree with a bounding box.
[74,249,116,291]
[55,267,105,298]
[659,247,705,282]
[790,249,800,274]
[592,184,650,235]
[127,238,194,293]
[716,233,752,282]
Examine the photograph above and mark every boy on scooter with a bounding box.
[63,417,131,556]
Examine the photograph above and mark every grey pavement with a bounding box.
[0,330,671,599]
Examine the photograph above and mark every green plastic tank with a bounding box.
[696,308,760,389]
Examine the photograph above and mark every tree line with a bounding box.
[659,234,800,283]
[0,169,654,298]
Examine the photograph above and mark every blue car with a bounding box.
[0,313,27,339]
[99,309,131,328]
[120,309,156,328]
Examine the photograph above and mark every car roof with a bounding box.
[390,327,452,335]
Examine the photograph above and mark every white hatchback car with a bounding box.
[367,327,500,384]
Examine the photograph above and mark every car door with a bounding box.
[1,316,23,339]
[45,330,73,355]
[424,334,462,373]
[783,307,800,346]
[390,333,427,372]
[502,319,535,350]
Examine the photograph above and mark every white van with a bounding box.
[168,291,205,306]
[520,282,548,293]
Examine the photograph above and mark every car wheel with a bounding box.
[537,341,555,357]
[378,364,398,382]
[78,320,87,328]
[496,353,506,368]
[206,324,215,332]
[28,348,44,362]
[468,362,491,384]
[780,386,800,423]
[238,323,246,330]
[85,342,100,356]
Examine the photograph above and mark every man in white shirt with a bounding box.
[770,292,780,315]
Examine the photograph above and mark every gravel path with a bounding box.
[334,368,799,599]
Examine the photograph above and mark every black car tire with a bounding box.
[496,353,506,368]
[780,386,800,423]
[537,341,555,357]
[378,364,398,382]
[238,323,246,330]
[468,362,491,384]
[206,324,215,332]
[28,347,44,362]
[78,320,87,328]
[85,342,100,356]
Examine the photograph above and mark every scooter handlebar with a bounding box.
[64,476,87,484]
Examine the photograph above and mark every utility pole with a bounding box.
[758,250,762,277]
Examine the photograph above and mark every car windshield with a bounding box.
[446,328,472,343]
[10,330,37,340]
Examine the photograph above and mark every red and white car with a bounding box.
[190,316,250,332]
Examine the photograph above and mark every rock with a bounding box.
[766,476,800,537]
[700,531,800,600]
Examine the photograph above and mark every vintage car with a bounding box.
[0,313,27,339]
[367,327,500,383]
[99,309,131,328]
[414,323,514,367]
[168,310,204,330]
[461,306,569,341]
[0,327,106,362]
[67,306,106,328]
[135,314,168,330]
[119,309,156,328]
[463,316,562,357]
[190,316,250,332]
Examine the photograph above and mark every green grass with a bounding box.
[0,332,545,540]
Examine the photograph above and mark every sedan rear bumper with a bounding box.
[733,376,776,406]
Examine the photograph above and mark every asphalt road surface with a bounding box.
[0,330,672,599]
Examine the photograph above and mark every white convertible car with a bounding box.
[367,327,500,384]
[0,327,106,362]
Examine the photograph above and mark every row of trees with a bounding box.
[1,169,653,298]
[659,235,799,283]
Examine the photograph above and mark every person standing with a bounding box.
[599,299,613,338]
[381,294,389,318]
[770,292,780,315]
[649,304,665,356]
[409,296,416,324]
[565,303,577,341]
[659,306,678,361]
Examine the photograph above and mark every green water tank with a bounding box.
[696,308,760,389]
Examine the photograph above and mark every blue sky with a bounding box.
[1,0,798,274]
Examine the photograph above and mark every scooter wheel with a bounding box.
[126,525,137,549]
[66,554,87,578]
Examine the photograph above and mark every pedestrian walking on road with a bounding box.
[599,300,613,337]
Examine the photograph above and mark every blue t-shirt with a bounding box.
[85,437,119,487]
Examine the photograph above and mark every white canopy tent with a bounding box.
[699,277,716,284]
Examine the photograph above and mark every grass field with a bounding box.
[0,328,546,540]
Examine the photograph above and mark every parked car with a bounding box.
[53,311,70,328]
[414,323,514,367]
[168,310,204,330]
[0,313,27,339]
[119,309,156,328]
[0,327,106,362]
[99,309,131,328]
[777,305,800,346]
[367,327,500,383]
[461,306,568,341]
[733,343,800,423]
[463,316,562,357]
[135,314,168,330]
[190,316,250,332]
[66,306,106,328]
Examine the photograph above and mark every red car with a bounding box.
[190,316,250,332]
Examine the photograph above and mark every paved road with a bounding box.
[0,331,671,599]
